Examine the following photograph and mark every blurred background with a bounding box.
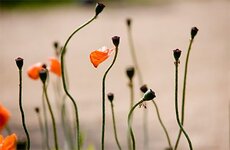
[0,0,229,150]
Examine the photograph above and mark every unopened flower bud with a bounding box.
[15,57,24,70]
[140,84,148,93]
[142,89,156,101]
[126,66,135,80]
[107,92,114,102]
[39,68,48,84]
[191,27,199,39]
[173,49,182,61]
[53,41,59,49]
[34,107,40,113]
[126,18,132,27]
[95,3,105,16]
[112,36,120,47]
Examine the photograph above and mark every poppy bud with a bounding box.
[126,18,132,27]
[191,27,199,39]
[173,49,182,61]
[39,68,48,84]
[142,89,156,101]
[140,84,148,93]
[112,36,120,47]
[34,107,40,113]
[107,92,114,102]
[53,41,59,49]
[15,57,24,70]
[95,3,105,16]
[126,66,135,80]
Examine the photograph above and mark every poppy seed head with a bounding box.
[15,57,24,70]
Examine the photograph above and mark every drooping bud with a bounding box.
[126,18,132,27]
[126,66,135,80]
[191,27,199,39]
[15,57,24,70]
[107,92,114,102]
[140,84,148,93]
[34,107,40,113]
[39,68,48,84]
[53,41,59,49]
[112,36,120,47]
[173,49,182,61]
[142,89,156,101]
[95,3,105,16]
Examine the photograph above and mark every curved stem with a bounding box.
[174,61,193,150]
[110,102,122,150]
[18,69,30,150]
[43,82,59,150]
[101,46,119,150]
[128,100,144,150]
[60,15,97,150]
[174,38,194,149]
[151,100,172,149]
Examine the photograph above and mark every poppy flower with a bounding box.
[0,133,17,150]
[90,46,114,68]
[0,104,10,132]
[49,57,61,77]
[27,63,44,80]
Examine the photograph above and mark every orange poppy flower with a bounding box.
[0,134,17,150]
[0,104,10,132]
[49,57,61,77]
[90,46,114,68]
[27,63,44,80]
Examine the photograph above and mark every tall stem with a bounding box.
[43,83,59,150]
[151,100,172,149]
[36,110,45,150]
[174,61,193,150]
[174,38,194,149]
[110,102,122,150]
[101,46,119,150]
[60,15,97,150]
[18,69,30,150]
[128,100,144,150]
[42,91,50,150]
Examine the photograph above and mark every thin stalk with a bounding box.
[18,69,30,150]
[60,15,97,150]
[36,110,45,150]
[128,100,144,150]
[42,91,50,150]
[42,83,59,150]
[151,100,172,149]
[5,125,12,135]
[101,46,119,150]
[174,38,194,149]
[174,61,193,150]
[110,102,122,150]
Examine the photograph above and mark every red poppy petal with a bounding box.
[49,58,61,77]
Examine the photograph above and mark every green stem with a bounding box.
[174,61,193,150]
[151,100,172,149]
[18,69,30,150]
[60,15,97,150]
[43,83,59,150]
[174,38,194,149]
[36,110,45,150]
[110,102,122,150]
[101,46,119,150]
[42,91,51,150]
[128,100,144,150]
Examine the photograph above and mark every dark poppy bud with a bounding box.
[126,18,132,27]
[142,89,156,101]
[191,27,199,39]
[107,92,114,102]
[39,68,48,84]
[140,84,148,93]
[42,64,47,69]
[173,49,182,61]
[34,107,40,113]
[112,36,120,47]
[95,3,105,16]
[15,57,24,70]
[53,41,59,49]
[126,66,135,80]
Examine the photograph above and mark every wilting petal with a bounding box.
[27,63,43,80]
[49,57,61,77]
[0,134,17,150]
[90,46,113,68]
[0,104,10,132]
